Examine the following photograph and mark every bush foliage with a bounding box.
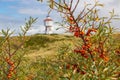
[0,0,120,80]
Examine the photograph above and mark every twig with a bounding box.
[72,0,79,14]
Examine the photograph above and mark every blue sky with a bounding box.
[0,0,48,33]
[0,0,120,35]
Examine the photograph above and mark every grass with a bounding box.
[1,34,120,79]
[23,34,80,61]
[22,33,120,60]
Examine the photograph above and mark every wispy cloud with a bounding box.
[27,25,43,35]
[18,8,47,15]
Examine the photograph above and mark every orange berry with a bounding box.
[5,57,10,63]
[7,75,11,79]
[9,67,14,72]
[99,53,104,58]
[69,16,74,21]
[86,44,91,48]
[84,37,90,41]
[94,48,100,53]
[11,64,15,68]
[80,49,86,54]
[103,56,109,62]
[9,61,14,65]
[7,73,12,79]
[74,27,80,32]
[100,54,109,62]
[80,31,84,36]
[74,31,80,37]
[85,43,91,48]
[82,45,87,50]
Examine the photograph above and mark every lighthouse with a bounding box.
[44,15,53,34]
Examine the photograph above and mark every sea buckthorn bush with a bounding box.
[0,17,37,79]
[36,0,120,80]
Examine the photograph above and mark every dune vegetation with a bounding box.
[0,0,120,80]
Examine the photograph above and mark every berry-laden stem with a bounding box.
[81,35,95,61]
[4,57,16,79]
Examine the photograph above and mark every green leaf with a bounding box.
[49,0,54,9]
[96,3,104,7]
[1,29,7,36]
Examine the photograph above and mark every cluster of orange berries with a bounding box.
[94,46,110,62]
[69,26,84,37]
[73,28,93,58]
[74,43,92,59]
[74,45,109,62]
[86,28,97,36]
[69,26,97,38]
[66,64,86,75]
[5,57,16,79]
[72,27,110,62]
[69,26,79,32]
[99,53,109,62]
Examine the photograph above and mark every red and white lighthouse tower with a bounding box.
[44,16,53,34]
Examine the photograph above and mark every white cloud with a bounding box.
[27,28,40,35]
[50,23,66,34]
[27,25,45,35]
[18,8,47,15]
[101,0,120,12]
